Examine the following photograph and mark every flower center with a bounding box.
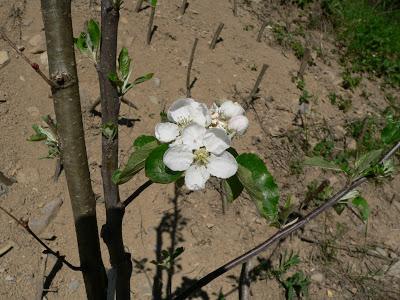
[193,147,210,165]
[177,116,192,128]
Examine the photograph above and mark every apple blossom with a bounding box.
[210,100,249,136]
[163,124,238,190]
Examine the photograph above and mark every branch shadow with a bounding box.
[89,110,140,128]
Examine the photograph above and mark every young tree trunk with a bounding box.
[40,1,107,299]
[98,1,132,299]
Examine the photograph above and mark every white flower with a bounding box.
[163,124,238,190]
[210,100,249,136]
[155,98,211,143]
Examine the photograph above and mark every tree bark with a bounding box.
[98,1,132,299]
[40,1,107,299]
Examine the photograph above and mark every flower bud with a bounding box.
[228,115,249,135]
[219,100,245,118]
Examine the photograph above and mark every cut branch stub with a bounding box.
[257,20,268,42]
[180,0,188,15]
[245,63,269,109]
[210,23,224,50]
[186,37,198,98]
[298,48,312,79]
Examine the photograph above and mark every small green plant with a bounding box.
[305,180,333,206]
[151,247,185,270]
[328,92,352,112]
[312,138,334,158]
[341,71,362,91]
[74,19,101,63]
[291,0,314,9]
[108,48,153,96]
[29,115,60,159]
[272,24,305,59]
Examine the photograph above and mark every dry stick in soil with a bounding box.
[257,20,268,42]
[233,0,238,16]
[135,0,144,13]
[0,30,56,88]
[244,63,269,110]
[210,23,224,50]
[98,1,132,299]
[186,38,198,98]
[297,48,311,79]
[174,141,400,300]
[147,2,157,45]
[239,260,252,300]
[0,206,80,271]
[180,0,188,15]
[40,1,107,299]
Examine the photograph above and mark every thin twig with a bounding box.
[180,0,188,15]
[245,64,269,109]
[121,97,138,110]
[210,23,224,50]
[257,20,268,42]
[89,96,137,114]
[135,0,144,12]
[239,260,252,300]
[0,205,81,271]
[0,30,56,88]
[186,38,198,98]
[173,141,400,300]
[147,4,157,45]
[122,180,153,208]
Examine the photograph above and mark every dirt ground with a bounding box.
[0,0,399,299]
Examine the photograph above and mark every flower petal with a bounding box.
[167,98,196,124]
[190,102,212,127]
[163,145,194,171]
[203,128,231,155]
[155,122,180,143]
[219,100,245,118]
[207,151,238,179]
[181,124,206,150]
[184,165,210,191]
[228,115,249,135]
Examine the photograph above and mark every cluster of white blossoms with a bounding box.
[154,98,249,191]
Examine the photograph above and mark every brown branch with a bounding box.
[297,48,312,79]
[186,38,198,98]
[89,96,137,114]
[239,260,252,300]
[122,180,153,208]
[257,20,268,42]
[173,141,400,300]
[0,29,56,88]
[244,64,269,110]
[210,23,224,50]
[0,205,80,271]
[233,0,238,16]
[147,3,157,45]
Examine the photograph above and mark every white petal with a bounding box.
[203,128,231,155]
[163,145,194,171]
[190,102,212,127]
[167,98,196,124]
[181,124,206,150]
[184,165,210,191]
[155,122,180,143]
[219,100,245,118]
[228,115,249,135]
[207,151,238,179]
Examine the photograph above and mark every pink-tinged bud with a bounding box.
[228,115,249,135]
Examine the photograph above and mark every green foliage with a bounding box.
[282,271,310,300]
[305,180,333,206]
[272,24,305,60]
[151,247,184,270]
[303,156,344,172]
[29,119,60,159]
[112,135,159,185]
[108,47,153,96]
[313,139,334,158]
[145,144,183,184]
[351,196,370,221]
[150,0,158,7]
[291,0,314,9]
[328,92,352,113]
[322,0,400,86]
[222,175,243,203]
[236,153,280,222]
[348,116,379,151]
[381,112,400,145]
[341,71,361,91]
[101,122,118,141]
[299,89,312,104]
[74,19,100,63]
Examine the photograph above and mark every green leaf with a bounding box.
[108,72,123,88]
[145,144,183,184]
[118,47,131,80]
[133,73,154,85]
[222,175,243,203]
[303,156,344,172]
[74,32,88,53]
[381,114,400,145]
[353,149,383,177]
[112,136,159,185]
[236,153,280,222]
[150,0,157,7]
[29,124,47,141]
[352,196,370,221]
[87,19,100,51]
[133,135,158,148]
